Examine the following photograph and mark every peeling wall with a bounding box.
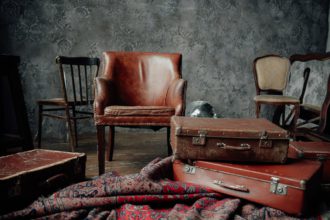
[0,0,328,138]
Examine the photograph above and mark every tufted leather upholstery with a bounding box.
[94,51,187,174]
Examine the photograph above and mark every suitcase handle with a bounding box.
[217,143,251,151]
[213,180,249,192]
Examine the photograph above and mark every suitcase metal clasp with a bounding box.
[259,131,272,148]
[192,130,207,146]
[270,177,287,195]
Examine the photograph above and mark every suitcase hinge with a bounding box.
[184,164,196,174]
[259,131,272,148]
[192,130,207,146]
[270,177,287,195]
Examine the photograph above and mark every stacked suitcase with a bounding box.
[170,116,326,216]
[0,149,86,214]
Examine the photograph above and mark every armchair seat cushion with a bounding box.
[104,106,175,116]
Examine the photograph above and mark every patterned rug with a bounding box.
[0,157,328,219]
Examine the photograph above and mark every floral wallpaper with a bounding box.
[0,0,328,138]
[286,60,330,107]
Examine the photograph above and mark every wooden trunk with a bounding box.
[171,116,289,163]
[0,149,86,214]
[173,159,322,216]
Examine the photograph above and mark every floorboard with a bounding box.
[41,130,168,178]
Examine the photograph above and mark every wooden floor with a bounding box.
[41,130,168,178]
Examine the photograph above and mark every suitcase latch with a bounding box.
[184,165,196,174]
[270,177,287,195]
[192,130,207,146]
[259,131,272,148]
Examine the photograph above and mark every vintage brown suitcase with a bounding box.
[0,149,86,214]
[173,159,322,216]
[170,116,289,163]
[288,141,330,185]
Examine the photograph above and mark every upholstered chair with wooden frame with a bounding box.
[94,51,187,174]
[296,74,330,141]
[253,54,300,136]
[288,53,330,128]
[36,56,100,152]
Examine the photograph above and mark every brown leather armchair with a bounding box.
[94,51,187,174]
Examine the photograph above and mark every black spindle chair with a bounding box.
[36,56,100,151]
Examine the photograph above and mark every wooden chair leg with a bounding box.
[291,104,300,140]
[97,125,105,175]
[167,127,172,155]
[272,105,284,126]
[106,126,115,161]
[37,104,43,148]
[71,106,78,149]
[64,106,75,152]
[255,102,260,118]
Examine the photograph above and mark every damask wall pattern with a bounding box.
[0,0,328,138]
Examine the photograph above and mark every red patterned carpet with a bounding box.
[1,157,329,220]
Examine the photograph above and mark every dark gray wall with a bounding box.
[0,0,328,138]
[328,3,330,52]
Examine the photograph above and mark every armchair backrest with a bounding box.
[253,55,290,94]
[102,51,182,106]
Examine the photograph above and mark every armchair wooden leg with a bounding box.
[36,104,43,148]
[106,126,115,161]
[97,125,105,175]
[167,127,172,155]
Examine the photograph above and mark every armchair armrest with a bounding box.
[93,77,114,115]
[165,79,187,116]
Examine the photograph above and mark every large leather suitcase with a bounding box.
[170,116,289,163]
[173,159,322,216]
[288,141,330,191]
[0,149,86,214]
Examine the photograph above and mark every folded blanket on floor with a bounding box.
[0,157,323,219]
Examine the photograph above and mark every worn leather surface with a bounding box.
[173,159,322,216]
[171,116,288,138]
[170,116,289,163]
[0,149,86,179]
[104,106,175,116]
[289,141,330,182]
[94,51,186,126]
[0,149,86,215]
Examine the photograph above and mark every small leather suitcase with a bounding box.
[0,149,86,214]
[170,116,289,163]
[288,141,330,187]
[173,159,322,216]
